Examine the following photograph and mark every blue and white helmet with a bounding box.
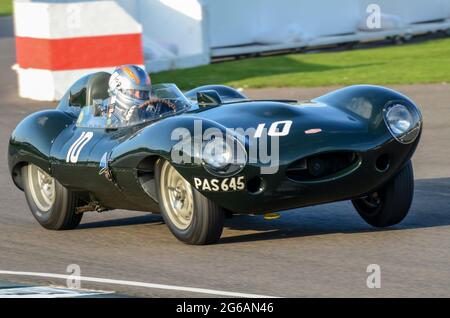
[108,65,151,110]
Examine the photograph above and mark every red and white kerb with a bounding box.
[13,0,145,101]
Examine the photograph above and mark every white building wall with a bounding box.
[206,0,261,48]
[206,0,450,49]
[136,0,209,72]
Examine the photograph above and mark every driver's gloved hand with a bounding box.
[124,106,137,122]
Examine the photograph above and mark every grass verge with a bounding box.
[155,38,450,90]
[0,0,12,17]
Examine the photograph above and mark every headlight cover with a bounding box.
[202,137,247,176]
[383,102,421,144]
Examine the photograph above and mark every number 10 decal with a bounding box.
[254,120,293,138]
[66,131,94,163]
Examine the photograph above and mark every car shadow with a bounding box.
[218,177,450,244]
[75,177,450,244]
[77,214,163,230]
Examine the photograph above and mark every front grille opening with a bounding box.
[375,154,390,172]
[247,176,265,194]
[286,151,358,181]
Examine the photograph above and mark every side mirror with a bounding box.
[92,99,104,116]
[196,90,223,108]
[69,87,86,107]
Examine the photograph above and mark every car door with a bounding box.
[50,126,109,191]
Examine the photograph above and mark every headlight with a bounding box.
[203,138,232,169]
[384,103,421,144]
[202,137,247,176]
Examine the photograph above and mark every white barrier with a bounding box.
[206,0,450,56]
[207,0,360,47]
[135,0,209,73]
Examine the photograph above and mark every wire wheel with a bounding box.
[27,164,56,213]
[352,161,414,227]
[159,161,194,230]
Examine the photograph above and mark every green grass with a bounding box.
[155,38,450,90]
[0,0,13,16]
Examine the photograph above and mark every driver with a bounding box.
[104,65,152,125]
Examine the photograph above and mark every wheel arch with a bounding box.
[8,109,75,190]
[314,85,421,121]
[110,115,229,169]
[109,116,232,202]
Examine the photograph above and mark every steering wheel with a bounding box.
[138,98,177,114]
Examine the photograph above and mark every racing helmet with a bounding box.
[108,65,151,110]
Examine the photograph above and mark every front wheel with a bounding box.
[22,164,82,230]
[155,159,224,245]
[352,161,414,227]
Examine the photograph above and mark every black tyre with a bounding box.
[155,159,224,245]
[352,161,414,227]
[22,164,82,230]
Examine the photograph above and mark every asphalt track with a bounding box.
[0,17,449,297]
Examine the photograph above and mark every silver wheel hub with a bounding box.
[160,161,194,230]
[28,164,55,213]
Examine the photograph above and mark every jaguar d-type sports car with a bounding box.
[8,72,422,245]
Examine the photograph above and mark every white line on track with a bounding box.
[0,270,278,298]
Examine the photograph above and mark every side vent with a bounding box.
[137,156,159,201]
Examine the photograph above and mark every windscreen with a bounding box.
[76,84,191,129]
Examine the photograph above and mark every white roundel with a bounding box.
[108,71,122,95]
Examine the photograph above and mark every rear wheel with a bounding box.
[155,159,224,245]
[22,164,82,230]
[352,161,414,227]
